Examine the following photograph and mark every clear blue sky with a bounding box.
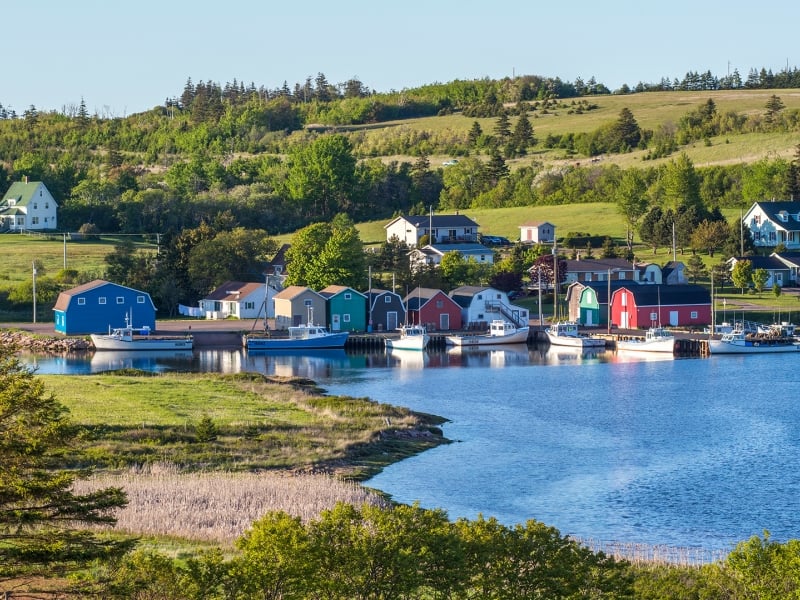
[5,0,798,117]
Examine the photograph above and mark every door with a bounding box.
[620,311,629,329]
[585,310,594,326]
[670,310,679,326]
[387,311,398,331]
[331,314,341,331]
[439,313,449,331]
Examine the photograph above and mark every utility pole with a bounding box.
[32,261,37,323]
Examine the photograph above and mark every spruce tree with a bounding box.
[0,347,130,586]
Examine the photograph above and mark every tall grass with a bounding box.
[73,464,388,544]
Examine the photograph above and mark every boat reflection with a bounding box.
[611,349,676,362]
[445,343,531,367]
[387,348,429,369]
[243,348,355,379]
[89,350,195,373]
[541,345,608,364]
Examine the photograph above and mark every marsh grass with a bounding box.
[43,371,446,477]
[72,464,388,544]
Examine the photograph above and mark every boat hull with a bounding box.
[90,335,194,351]
[708,340,800,354]
[245,331,349,350]
[386,336,430,351]
[615,339,676,353]
[446,327,529,347]
[545,332,606,349]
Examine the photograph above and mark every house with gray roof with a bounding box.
[384,213,480,247]
[743,200,800,249]
[199,280,275,320]
[1,179,58,231]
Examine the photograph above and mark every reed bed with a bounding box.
[573,537,730,566]
[73,464,388,544]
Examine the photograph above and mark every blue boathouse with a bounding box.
[53,279,157,335]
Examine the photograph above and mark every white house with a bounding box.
[743,200,800,249]
[199,281,277,320]
[384,213,480,247]
[519,221,556,244]
[448,285,528,328]
[409,243,495,271]
[0,179,58,231]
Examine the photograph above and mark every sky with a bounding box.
[4,0,799,117]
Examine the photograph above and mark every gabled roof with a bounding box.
[319,285,366,299]
[385,214,480,229]
[772,251,800,268]
[616,284,710,306]
[563,258,636,273]
[449,285,495,308]
[266,244,289,273]
[748,201,800,231]
[519,221,555,228]
[273,285,322,300]
[567,280,638,303]
[2,181,54,207]
[422,243,493,256]
[403,287,448,310]
[729,255,789,270]
[203,281,264,302]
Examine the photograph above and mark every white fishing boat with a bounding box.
[616,327,676,354]
[445,319,529,347]
[385,324,430,351]
[708,329,800,354]
[544,321,606,349]
[91,320,193,351]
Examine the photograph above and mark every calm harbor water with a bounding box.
[24,345,800,553]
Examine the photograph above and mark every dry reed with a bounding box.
[572,537,731,566]
[72,463,388,544]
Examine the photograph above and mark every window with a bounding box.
[436,300,443,308]
[33,203,38,209]
[691,311,698,319]
[650,312,658,321]
[343,314,351,322]
[99,297,106,305]
[344,293,351,300]
[45,203,49,209]
[245,301,255,310]
[384,295,391,303]
[77,297,86,305]
[137,296,145,304]
[31,217,39,224]
[304,299,312,307]
[117,297,125,304]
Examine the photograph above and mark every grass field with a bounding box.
[42,370,446,478]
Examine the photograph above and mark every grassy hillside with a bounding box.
[351,89,800,171]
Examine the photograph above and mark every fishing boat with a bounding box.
[708,329,800,354]
[91,318,193,351]
[445,319,529,347]
[385,324,430,351]
[245,324,349,350]
[544,321,606,349]
[615,327,676,354]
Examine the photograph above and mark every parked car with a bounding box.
[442,159,459,166]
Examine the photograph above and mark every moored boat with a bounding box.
[544,321,606,349]
[616,327,676,354]
[91,325,193,351]
[245,324,349,350]
[386,324,430,351]
[708,329,800,354]
[446,319,529,347]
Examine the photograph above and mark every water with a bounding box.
[23,345,800,552]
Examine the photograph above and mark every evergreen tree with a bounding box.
[0,347,130,586]
[685,253,708,283]
[493,112,511,143]
[467,121,483,147]
[511,112,535,155]
[485,148,509,182]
